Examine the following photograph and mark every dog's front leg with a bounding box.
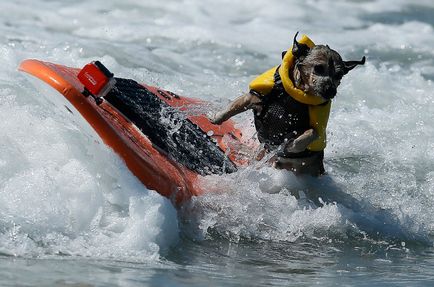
[272,129,320,173]
[210,92,262,124]
[282,129,319,154]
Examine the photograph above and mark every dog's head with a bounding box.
[291,32,365,100]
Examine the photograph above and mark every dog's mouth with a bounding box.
[314,83,337,100]
[301,77,337,100]
[321,86,337,100]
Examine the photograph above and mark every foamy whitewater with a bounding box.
[1,0,434,286]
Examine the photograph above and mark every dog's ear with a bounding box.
[293,63,303,88]
[292,32,311,60]
[343,56,366,74]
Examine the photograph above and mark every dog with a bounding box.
[210,32,365,176]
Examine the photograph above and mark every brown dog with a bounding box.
[211,33,365,176]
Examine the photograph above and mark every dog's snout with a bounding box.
[324,86,336,99]
[321,81,337,99]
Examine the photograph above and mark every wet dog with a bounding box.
[210,33,365,176]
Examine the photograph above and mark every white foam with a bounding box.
[0,46,179,261]
[182,167,348,242]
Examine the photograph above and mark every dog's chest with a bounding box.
[254,92,310,146]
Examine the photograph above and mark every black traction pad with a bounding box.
[105,78,237,175]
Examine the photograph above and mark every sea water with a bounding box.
[1,0,434,286]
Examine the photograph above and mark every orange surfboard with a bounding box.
[19,59,249,204]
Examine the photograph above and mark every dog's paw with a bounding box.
[284,129,319,153]
[208,112,224,125]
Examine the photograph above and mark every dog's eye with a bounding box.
[314,65,326,75]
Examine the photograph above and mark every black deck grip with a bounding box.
[105,78,237,175]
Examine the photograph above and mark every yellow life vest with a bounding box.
[248,35,331,152]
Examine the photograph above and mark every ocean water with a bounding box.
[1,0,434,286]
